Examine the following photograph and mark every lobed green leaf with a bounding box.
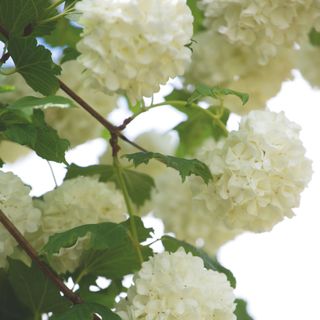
[8,36,61,96]
[235,299,254,320]
[188,84,249,106]
[7,259,71,317]
[125,152,213,184]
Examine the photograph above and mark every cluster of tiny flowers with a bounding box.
[116,249,236,320]
[75,0,193,102]
[186,31,294,114]
[199,0,320,64]
[152,166,241,253]
[193,110,312,232]
[295,42,320,88]
[0,172,41,268]
[45,60,118,146]
[33,176,126,273]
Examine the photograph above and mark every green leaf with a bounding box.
[0,270,33,320]
[235,299,254,320]
[52,303,121,320]
[60,46,81,64]
[8,36,61,96]
[187,0,205,34]
[43,222,130,256]
[121,169,155,208]
[8,259,70,316]
[7,95,75,121]
[78,276,124,309]
[0,159,4,167]
[189,84,249,106]
[4,109,70,163]
[65,164,155,207]
[0,85,15,93]
[175,106,229,157]
[43,218,153,278]
[125,152,213,184]
[161,235,236,288]
[0,0,56,37]
[309,28,320,46]
[44,17,81,48]
[165,88,191,102]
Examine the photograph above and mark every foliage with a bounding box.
[125,152,213,183]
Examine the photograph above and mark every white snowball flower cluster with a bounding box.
[75,0,193,102]
[33,176,126,273]
[186,30,294,114]
[199,0,320,64]
[194,110,312,232]
[295,42,320,88]
[116,248,236,320]
[45,60,118,146]
[0,171,41,268]
[152,164,241,254]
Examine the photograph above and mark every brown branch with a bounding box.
[0,209,83,304]
[58,79,147,152]
[0,209,101,319]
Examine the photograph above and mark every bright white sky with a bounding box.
[3,71,320,320]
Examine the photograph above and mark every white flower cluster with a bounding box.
[0,171,41,268]
[33,176,126,273]
[295,42,320,88]
[75,0,193,102]
[186,30,294,114]
[45,61,118,146]
[199,0,320,64]
[116,249,236,320]
[152,167,240,253]
[194,110,312,232]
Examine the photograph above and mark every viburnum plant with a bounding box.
[0,0,316,319]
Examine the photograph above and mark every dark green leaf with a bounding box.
[187,0,205,34]
[78,276,124,309]
[44,17,81,48]
[125,152,212,184]
[65,164,155,207]
[52,303,121,320]
[235,299,254,320]
[43,222,130,256]
[121,169,155,208]
[8,37,61,96]
[189,84,249,106]
[0,159,4,167]
[162,235,236,288]
[43,218,153,278]
[165,88,191,102]
[309,28,320,47]
[0,85,15,93]
[8,259,70,316]
[7,95,75,121]
[0,270,33,320]
[60,46,81,64]
[175,106,229,157]
[0,0,56,37]
[4,109,70,163]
